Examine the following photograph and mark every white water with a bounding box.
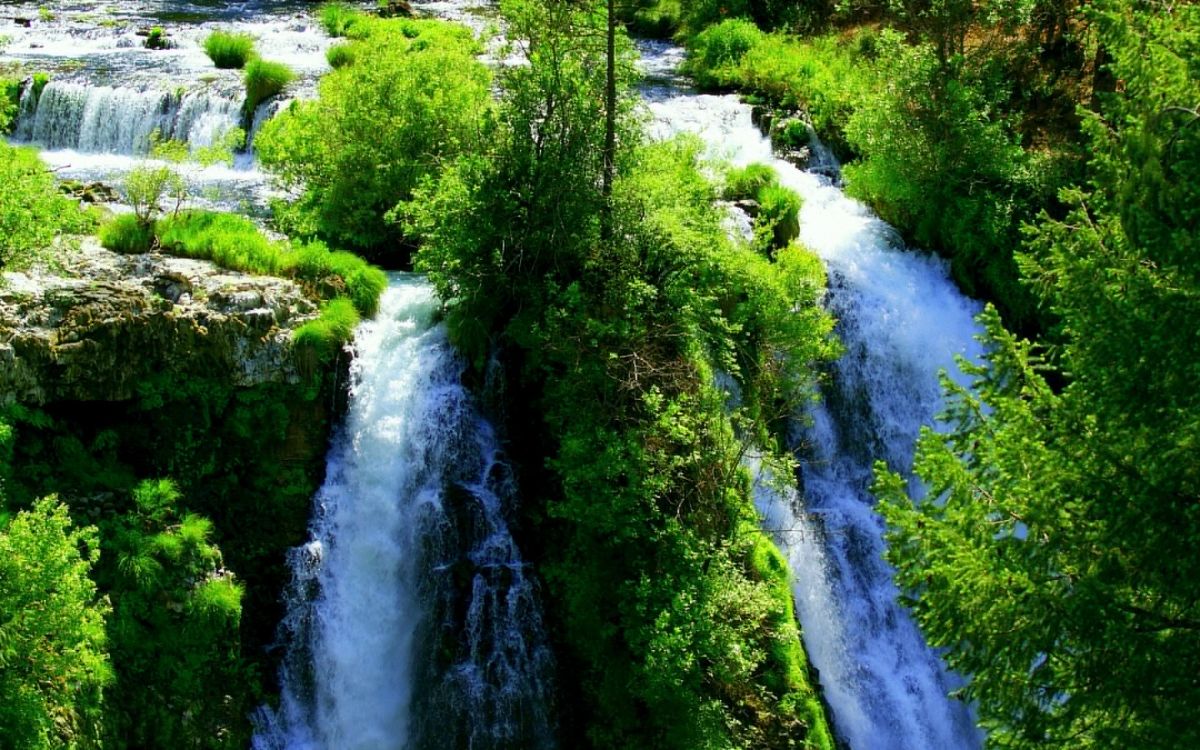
[641,47,985,749]
[2,1,332,213]
[254,276,554,750]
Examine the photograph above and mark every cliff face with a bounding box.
[0,239,321,405]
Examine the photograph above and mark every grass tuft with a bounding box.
[98,214,155,254]
[203,31,257,69]
[243,59,294,115]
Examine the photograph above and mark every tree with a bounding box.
[0,498,112,749]
[98,479,248,749]
[877,2,1200,747]
[255,17,492,264]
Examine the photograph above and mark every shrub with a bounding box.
[143,26,171,50]
[318,2,363,37]
[683,19,763,88]
[243,59,294,116]
[1,144,97,268]
[722,162,777,200]
[203,31,256,69]
[325,43,356,68]
[99,213,155,254]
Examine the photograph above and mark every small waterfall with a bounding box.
[643,52,985,749]
[254,276,555,750]
[14,80,241,154]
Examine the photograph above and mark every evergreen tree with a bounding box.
[877,2,1200,746]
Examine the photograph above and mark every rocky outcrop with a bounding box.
[0,239,321,405]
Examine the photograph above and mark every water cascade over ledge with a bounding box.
[254,276,555,750]
[639,43,986,750]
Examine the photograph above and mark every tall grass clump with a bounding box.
[294,297,359,365]
[288,241,388,317]
[203,31,256,69]
[243,59,294,115]
[682,19,764,89]
[318,2,363,37]
[325,43,356,69]
[98,213,155,254]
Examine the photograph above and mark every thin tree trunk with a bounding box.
[601,0,616,245]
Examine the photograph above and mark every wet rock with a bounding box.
[0,239,322,405]
[375,1,415,18]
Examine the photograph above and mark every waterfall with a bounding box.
[15,80,241,154]
[254,276,555,750]
[643,59,986,749]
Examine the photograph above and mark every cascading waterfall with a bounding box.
[14,80,242,154]
[642,48,985,749]
[254,276,555,750]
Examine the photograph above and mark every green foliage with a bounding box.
[293,297,359,365]
[203,30,257,69]
[720,163,802,254]
[0,144,96,270]
[144,26,171,50]
[878,3,1200,746]
[243,58,294,116]
[411,4,837,739]
[325,42,356,68]
[99,213,155,254]
[155,210,386,316]
[318,2,363,37]
[0,498,111,750]
[98,479,248,748]
[256,17,490,261]
[0,76,19,132]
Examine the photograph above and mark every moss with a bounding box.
[293,297,359,368]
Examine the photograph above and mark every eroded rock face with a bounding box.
[0,239,321,404]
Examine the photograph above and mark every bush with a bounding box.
[98,213,155,254]
[325,42,356,68]
[722,162,777,200]
[256,18,490,259]
[1,144,97,268]
[318,2,363,37]
[243,59,294,115]
[203,31,256,69]
[683,19,764,88]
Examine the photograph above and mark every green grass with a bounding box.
[154,210,386,316]
[243,58,294,114]
[325,43,356,68]
[98,214,154,254]
[294,297,360,364]
[318,2,363,37]
[203,31,256,69]
[722,162,777,201]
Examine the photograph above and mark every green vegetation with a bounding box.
[0,498,111,749]
[325,42,356,68]
[256,15,490,263]
[0,144,97,270]
[143,26,171,50]
[202,30,256,69]
[723,163,801,254]
[318,2,363,37]
[242,58,294,116]
[877,1,1200,746]
[407,1,837,746]
[98,213,154,254]
[100,208,386,316]
[294,297,360,365]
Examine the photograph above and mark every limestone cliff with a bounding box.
[0,239,321,405]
